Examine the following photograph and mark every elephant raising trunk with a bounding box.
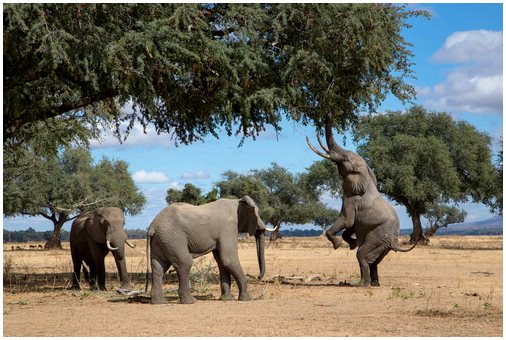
[305,113,416,287]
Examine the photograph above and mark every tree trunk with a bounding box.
[408,210,426,245]
[44,216,66,249]
[269,226,282,242]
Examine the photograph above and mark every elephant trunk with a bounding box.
[255,230,266,280]
[108,232,131,290]
[324,113,346,161]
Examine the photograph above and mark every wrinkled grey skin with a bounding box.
[307,115,416,287]
[70,207,134,291]
[146,196,267,304]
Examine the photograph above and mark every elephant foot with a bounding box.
[151,297,168,305]
[119,283,132,290]
[358,280,371,288]
[325,232,343,249]
[70,284,80,290]
[238,293,251,301]
[179,295,197,304]
[371,281,380,287]
[220,294,233,301]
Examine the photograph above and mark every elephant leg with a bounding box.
[212,250,232,301]
[357,242,389,287]
[87,261,98,289]
[218,245,250,301]
[70,250,82,290]
[370,264,379,286]
[342,228,358,250]
[173,252,196,304]
[151,257,169,304]
[325,217,348,249]
[370,247,389,286]
[96,257,107,291]
[356,243,375,287]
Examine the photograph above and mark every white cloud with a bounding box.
[89,102,176,149]
[132,170,170,183]
[421,30,502,114]
[90,121,176,149]
[181,170,210,180]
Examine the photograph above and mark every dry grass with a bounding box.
[3,236,503,336]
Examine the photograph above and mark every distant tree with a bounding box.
[423,203,466,242]
[166,188,183,205]
[354,106,498,243]
[3,146,146,248]
[5,4,426,144]
[165,183,214,205]
[490,138,503,215]
[125,229,149,240]
[300,159,343,199]
[216,164,340,241]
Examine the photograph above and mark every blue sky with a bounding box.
[4,3,503,232]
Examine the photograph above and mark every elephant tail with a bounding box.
[392,240,418,253]
[145,232,152,293]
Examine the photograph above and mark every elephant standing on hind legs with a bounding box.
[146,196,276,304]
[70,207,136,293]
[306,114,417,287]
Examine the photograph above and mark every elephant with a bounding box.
[145,196,275,304]
[306,114,416,287]
[70,207,136,292]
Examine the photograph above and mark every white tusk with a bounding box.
[106,240,119,251]
[351,233,357,240]
[317,134,331,154]
[265,225,279,232]
[125,240,136,248]
[306,137,331,160]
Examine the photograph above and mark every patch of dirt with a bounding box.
[3,236,503,336]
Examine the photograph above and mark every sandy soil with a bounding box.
[3,236,503,336]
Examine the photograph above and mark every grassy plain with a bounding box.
[3,235,503,336]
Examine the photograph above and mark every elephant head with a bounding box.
[306,114,376,196]
[237,196,275,280]
[92,207,135,289]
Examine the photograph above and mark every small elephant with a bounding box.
[307,114,416,287]
[70,207,136,291]
[146,196,275,304]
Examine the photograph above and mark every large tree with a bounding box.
[4,146,146,248]
[4,4,426,143]
[354,106,499,243]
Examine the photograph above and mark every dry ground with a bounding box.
[3,235,503,336]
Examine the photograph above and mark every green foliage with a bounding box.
[300,160,342,199]
[424,203,466,239]
[4,3,426,143]
[3,145,146,244]
[354,106,499,241]
[165,183,208,205]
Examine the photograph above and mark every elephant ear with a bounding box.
[238,196,258,236]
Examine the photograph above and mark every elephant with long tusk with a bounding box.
[145,196,273,304]
[70,207,136,291]
[306,114,416,287]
